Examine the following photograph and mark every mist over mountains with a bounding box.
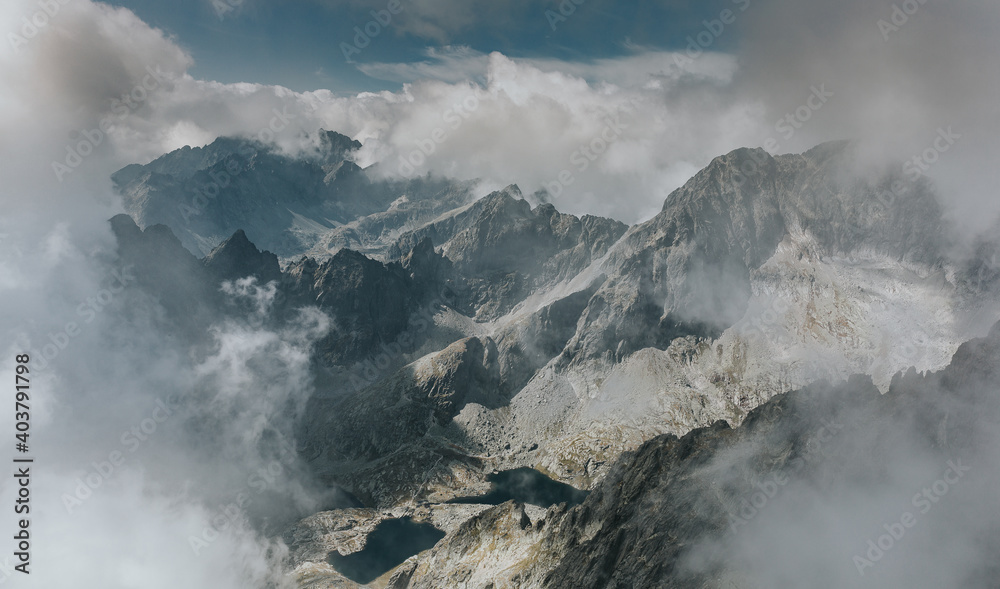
[2,0,998,587]
[94,129,1000,587]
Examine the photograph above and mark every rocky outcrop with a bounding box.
[282,250,421,365]
[202,229,282,284]
[405,501,548,588]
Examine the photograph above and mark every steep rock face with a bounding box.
[282,250,420,365]
[405,502,547,589]
[772,142,944,265]
[391,186,627,320]
[110,213,443,390]
[110,215,296,335]
[440,187,625,282]
[300,336,505,507]
[317,129,364,163]
[202,229,282,284]
[487,284,602,398]
[386,189,507,263]
[560,147,789,364]
[305,337,501,464]
[399,236,463,303]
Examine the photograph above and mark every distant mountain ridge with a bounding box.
[112,129,476,259]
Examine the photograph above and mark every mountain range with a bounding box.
[110,131,1000,588]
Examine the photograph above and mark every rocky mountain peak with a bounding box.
[110,213,195,262]
[316,129,362,163]
[202,229,282,284]
[480,183,526,207]
[660,146,780,214]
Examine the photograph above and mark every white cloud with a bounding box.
[0,0,768,225]
[0,3,330,586]
[733,0,1000,232]
[348,49,760,222]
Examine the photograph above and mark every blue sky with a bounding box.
[102,0,737,93]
